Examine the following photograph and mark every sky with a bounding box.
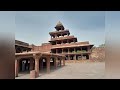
[0,11,105,47]
[105,11,120,45]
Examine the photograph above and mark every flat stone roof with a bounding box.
[51,44,94,49]
[49,30,70,35]
[15,51,65,57]
[15,44,32,48]
[49,35,77,42]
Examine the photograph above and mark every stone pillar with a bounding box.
[54,57,57,69]
[61,40,63,44]
[67,39,69,43]
[15,59,19,77]
[67,33,69,36]
[74,48,76,53]
[34,55,39,78]
[30,58,34,71]
[68,48,69,54]
[81,47,82,51]
[46,56,50,73]
[68,55,70,60]
[74,55,76,60]
[63,57,65,66]
[81,54,83,60]
[60,59,62,67]
[81,47,83,60]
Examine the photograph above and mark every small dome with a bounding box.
[55,21,65,30]
[56,21,63,27]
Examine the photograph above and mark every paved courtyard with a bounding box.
[16,62,105,79]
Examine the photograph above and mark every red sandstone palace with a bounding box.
[30,21,94,60]
[15,21,94,79]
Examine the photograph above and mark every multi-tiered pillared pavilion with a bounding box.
[26,21,94,60]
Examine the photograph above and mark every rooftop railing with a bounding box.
[51,41,90,48]
[51,35,76,41]
[49,30,69,34]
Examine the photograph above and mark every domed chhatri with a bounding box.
[55,21,65,31]
[56,21,63,27]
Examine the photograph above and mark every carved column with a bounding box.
[63,57,65,66]
[67,33,69,36]
[33,54,40,78]
[81,47,82,51]
[67,39,69,43]
[81,47,83,60]
[55,34,57,38]
[74,48,76,53]
[46,56,50,73]
[61,40,63,44]
[68,55,70,60]
[15,59,19,77]
[74,55,76,60]
[68,48,69,54]
[74,48,76,60]
[81,54,83,60]
[60,58,62,67]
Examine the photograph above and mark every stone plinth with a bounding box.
[30,70,36,79]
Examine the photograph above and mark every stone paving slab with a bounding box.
[37,62,105,79]
[15,62,105,79]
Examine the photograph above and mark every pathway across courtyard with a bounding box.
[16,61,105,79]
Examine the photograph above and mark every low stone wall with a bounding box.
[91,47,105,62]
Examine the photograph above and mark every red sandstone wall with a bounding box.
[31,41,90,52]
[31,43,52,52]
